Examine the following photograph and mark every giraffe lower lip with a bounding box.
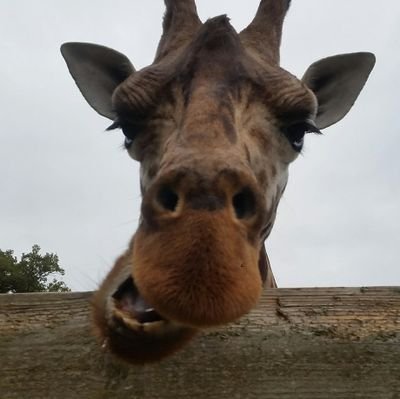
[112,276,165,325]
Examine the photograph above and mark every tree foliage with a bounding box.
[0,245,70,293]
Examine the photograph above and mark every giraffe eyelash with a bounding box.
[106,120,133,149]
[282,120,322,152]
[106,120,121,131]
[107,119,141,150]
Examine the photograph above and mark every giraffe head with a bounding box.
[61,0,375,363]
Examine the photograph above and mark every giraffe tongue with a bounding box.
[112,277,164,323]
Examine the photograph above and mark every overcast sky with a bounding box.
[1,1,399,291]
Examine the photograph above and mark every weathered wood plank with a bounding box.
[1,287,399,399]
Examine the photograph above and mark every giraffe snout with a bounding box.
[141,168,264,230]
[131,168,266,327]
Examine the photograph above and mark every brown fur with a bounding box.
[133,209,262,327]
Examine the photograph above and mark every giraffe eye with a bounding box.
[121,124,141,141]
[283,121,321,152]
[124,137,134,149]
[107,119,142,150]
[120,125,141,150]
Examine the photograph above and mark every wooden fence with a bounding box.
[1,287,399,398]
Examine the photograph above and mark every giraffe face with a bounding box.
[107,18,317,329]
[62,1,374,364]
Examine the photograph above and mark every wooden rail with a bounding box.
[1,287,399,398]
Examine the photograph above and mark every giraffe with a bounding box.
[61,0,375,363]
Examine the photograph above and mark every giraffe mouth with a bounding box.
[94,265,197,364]
[111,276,169,331]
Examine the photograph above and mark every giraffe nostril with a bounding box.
[232,187,256,219]
[157,185,179,212]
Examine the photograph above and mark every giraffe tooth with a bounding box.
[142,320,167,333]
[112,303,168,332]
[113,307,141,329]
[121,316,142,331]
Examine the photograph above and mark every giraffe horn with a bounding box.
[239,0,291,64]
[155,0,202,61]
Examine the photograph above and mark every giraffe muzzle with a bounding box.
[131,168,266,328]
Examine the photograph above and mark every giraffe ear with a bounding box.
[61,42,135,120]
[302,52,375,130]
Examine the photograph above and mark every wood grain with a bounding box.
[1,287,399,399]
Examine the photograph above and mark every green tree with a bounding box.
[0,245,70,293]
